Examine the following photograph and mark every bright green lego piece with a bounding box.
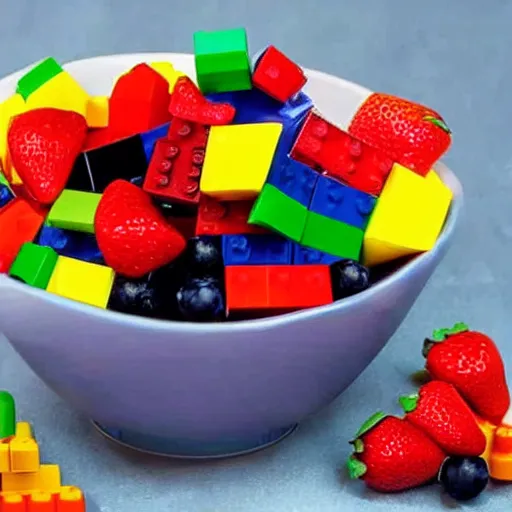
[9,242,58,289]
[301,211,364,260]
[47,190,101,234]
[16,57,63,100]
[248,184,307,242]
[0,390,15,439]
[194,28,252,94]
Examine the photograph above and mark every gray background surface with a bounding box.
[0,0,510,510]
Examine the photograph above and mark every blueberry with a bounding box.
[330,259,370,300]
[176,277,225,322]
[438,456,489,501]
[108,276,164,318]
[185,237,223,276]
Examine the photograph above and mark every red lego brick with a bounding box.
[291,111,394,196]
[109,63,172,138]
[83,127,122,152]
[252,46,307,103]
[195,195,268,236]
[142,119,208,206]
[225,266,268,312]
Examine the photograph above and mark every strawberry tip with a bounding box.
[347,456,367,479]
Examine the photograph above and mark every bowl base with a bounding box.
[92,421,298,459]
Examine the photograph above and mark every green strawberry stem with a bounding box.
[423,322,469,357]
[347,456,368,479]
[423,115,451,134]
[410,369,431,386]
[398,393,419,413]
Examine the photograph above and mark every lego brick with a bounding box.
[149,61,187,92]
[0,492,25,512]
[0,486,85,512]
[0,94,26,172]
[8,422,40,473]
[291,111,394,196]
[9,243,58,289]
[248,184,307,242]
[0,199,46,273]
[194,28,252,94]
[309,174,376,230]
[252,45,307,103]
[140,122,170,163]
[362,164,453,267]
[222,234,292,265]
[143,120,208,206]
[195,195,267,236]
[0,182,15,208]
[292,244,340,265]
[200,123,283,200]
[47,190,101,234]
[16,58,63,100]
[46,256,115,309]
[225,265,268,312]
[0,390,15,439]
[265,155,318,207]
[301,211,364,260]
[1,464,61,494]
[86,95,109,128]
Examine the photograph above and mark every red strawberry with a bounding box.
[7,108,87,204]
[94,180,186,278]
[347,412,445,492]
[348,93,451,176]
[399,380,486,457]
[423,322,510,424]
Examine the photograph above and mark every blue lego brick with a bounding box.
[0,183,15,208]
[140,122,171,163]
[222,234,293,265]
[292,243,341,265]
[266,156,318,207]
[37,225,104,264]
[309,175,377,230]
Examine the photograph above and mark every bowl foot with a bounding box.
[91,421,298,459]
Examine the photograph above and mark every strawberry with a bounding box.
[423,322,510,424]
[94,180,186,278]
[7,108,87,204]
[348,93,451,176]
[347,412,446,492]
[399,380,486,457]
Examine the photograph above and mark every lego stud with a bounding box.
[188,166,201,179]
[192,149,205,165]
[178,124,192,137]
[159,160,172,173]
[311,118,328,138]
[202,200,227,221]
[349,140,362,158]
[157,176,170,187]
[165,145,180,159]
[185,182,200,196]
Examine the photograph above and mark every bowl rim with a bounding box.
[0,53,463,334]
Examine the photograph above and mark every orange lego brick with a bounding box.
[0,492,26,512]
[27,490,55,512]
[475,415,497,466]
[1,464,61,494]
[489,424,512,480]
[56,487,85,512]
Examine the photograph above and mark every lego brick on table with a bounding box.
[8,243,58,289]
[149,61,187,92]
[15,57,63,100]
[489,424,512,480]
[362,164,453,267]
[0,390,15,439]
[200,122,283,201]
[1,464,61,494]
[140,122,170,163]
[194,28,252,94]
[5,422,40,474]
[222,234,292,265]
[46,190,101,234]
[143,119,208,206]
[248,184,308,242]
[86,95,109,128]
[291,110,394,196]
[292,244,340,265]
[46,256,115,309]
[0,487,85,512]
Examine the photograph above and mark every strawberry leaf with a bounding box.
[423,115,451,134]
[347,456,367,479]
[399,394,419,413]
[354,411,388,439]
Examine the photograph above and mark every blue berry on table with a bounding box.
[330,259,370,300]
[438,456,489,501]
[176,276,225,322]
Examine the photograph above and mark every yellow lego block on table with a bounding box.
[200,122,283,201]
[1,464,61,494]
[0,94,26,168]
[362,164,453,267]
[9,422,40,473]
[149,62,187,92]
[86,95,109,127]
[46,256,115,309]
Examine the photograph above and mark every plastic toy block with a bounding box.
[0,199,46,273]
[0,487,85,512]
[86,95,109,128]
[47,190,101,234]
[301,211,364,260]
[292,244,340,265]
[222,234,292,265]
[0,391,15,439]
[140,122,170,163]
[149,61,187,92]
[200,123,283,201]
[194,28,252,94]
[46,256,115,309]
[362,164,453,267]
[8,243,58,289]
[1,464,61,494]
[16,58,63,100]
[195,195,268,236]
[0,492,25,512]
[0,94,26,170]
[489,424,512,480]
[265,155,318,207]
[143,120,208,206]
[475,415,497,466]
[0,182,15,208]
[8,422,40,473]
[37,226,103,264]
[248,184,307,242]
[291,111,394,196]
[109,63,172,137]
[309,174,376,230]
[252,46,307,103]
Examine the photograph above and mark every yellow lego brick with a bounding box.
[149,62,187,92]
[46,256,115,309]
[86,95,109,128]
[1,464,61,494]
[362,164,453,267]
[0,440,10,472]
[200,122,283,201]
[0,94,26,168]
[9,422,40,473]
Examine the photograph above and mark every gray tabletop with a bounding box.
[1,0,511,510]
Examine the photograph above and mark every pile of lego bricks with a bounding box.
[0,28,453,322]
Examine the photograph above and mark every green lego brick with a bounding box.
[248,184,307,242]
[301,211,364,260]
[47,190,101,234]
[16,57,63,100]
[193,28,251,94]
[9,242,58,289]
[0,391,15,439]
